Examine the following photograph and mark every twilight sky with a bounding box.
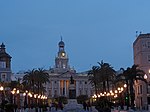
[0,0,150,73]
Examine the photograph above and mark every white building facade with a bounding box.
[45,39,93,99]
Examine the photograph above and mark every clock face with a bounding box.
[62,52,65,57]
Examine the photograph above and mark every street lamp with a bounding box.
[124,84,127,88]
[0,86,4,103]
[144,74,148,80]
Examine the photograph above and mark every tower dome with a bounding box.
[58,36,65,48]
[59,40,65,48]
[1,43,5,48]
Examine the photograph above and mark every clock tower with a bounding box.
[54,38,70,73]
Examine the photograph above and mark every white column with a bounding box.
[62,80,63,95]
[64,80,67,96]
[58,80,60,95]
[51,81,54,97]
[76,81,79,97]
[82,81,85,95]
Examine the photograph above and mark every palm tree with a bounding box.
[35,68,50,95]
[97,61,116,92]
[116,65,147,109]
[88,61,116,96]
[88,65,100,96]
[23,69,36,92]
[23,68,50,94]
[23,68,50,107]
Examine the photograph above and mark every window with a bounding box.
[141,97,143,107]
[138,86,139,94]
[148,42,150,48]
[1,73,6,81]
[49,90,51,97]
[85,90,88,95]
[54,90,57,97]
[80,81,82,84]
[63,64,66,68]
[79,90,82,95]
[0,61,6,68]
[148,55,150,62]
[85,81,87,84]
[140,85,142,94]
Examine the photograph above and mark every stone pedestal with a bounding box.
[63,99,83,112]
[69,84,76,99]
[63,78,83,112]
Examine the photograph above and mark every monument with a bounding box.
[63,76,83,112]
[69,76,76,99]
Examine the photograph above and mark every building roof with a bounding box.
[133,33,150,46]
[0,43,12,58]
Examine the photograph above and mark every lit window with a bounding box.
[63,64,66,68]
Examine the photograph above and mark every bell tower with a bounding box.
[0,43,12,82]
[54,38,70,72]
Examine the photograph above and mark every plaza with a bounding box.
[1,34,150,112]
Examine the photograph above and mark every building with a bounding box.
[0,43,12,82]
[45,39,93,99]
[133,33,150,109]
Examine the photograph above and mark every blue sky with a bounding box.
[0,0,150,73]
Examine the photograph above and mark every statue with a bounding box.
[70,75,74,84]
[69,75,76,99]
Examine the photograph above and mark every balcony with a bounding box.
[0,68,11,72]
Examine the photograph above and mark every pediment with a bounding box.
[58,73,75,78]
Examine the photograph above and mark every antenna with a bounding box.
[60,35,63,41]
[140,31,142,34]
[136,31,138,37]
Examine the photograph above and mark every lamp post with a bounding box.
[0,86,4,106]
[144,73,148,110]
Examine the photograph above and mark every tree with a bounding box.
[116,65,147,109]
[23,68,50,95]
[35,68,50,95]
[88,65,100,96]
[23,69,36,92]
[97,61,116,92]
[88,60,116,97]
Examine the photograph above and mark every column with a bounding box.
[52,81,54,97]
[58,80,60,95]
[64,80,67,96]
[61,80,63,95]
[66,80,69,97]
[82,81,85,95]
[76,81,79,97]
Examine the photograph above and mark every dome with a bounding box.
[0,43,5,48]
[58,40,65,47]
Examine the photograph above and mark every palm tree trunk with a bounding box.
[125,80,130,109]
[103,81,106,92]
[107,78,109,92]
[130,81,135,109]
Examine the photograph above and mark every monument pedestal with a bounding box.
[64,99,83,112]
[63,76,83,111]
